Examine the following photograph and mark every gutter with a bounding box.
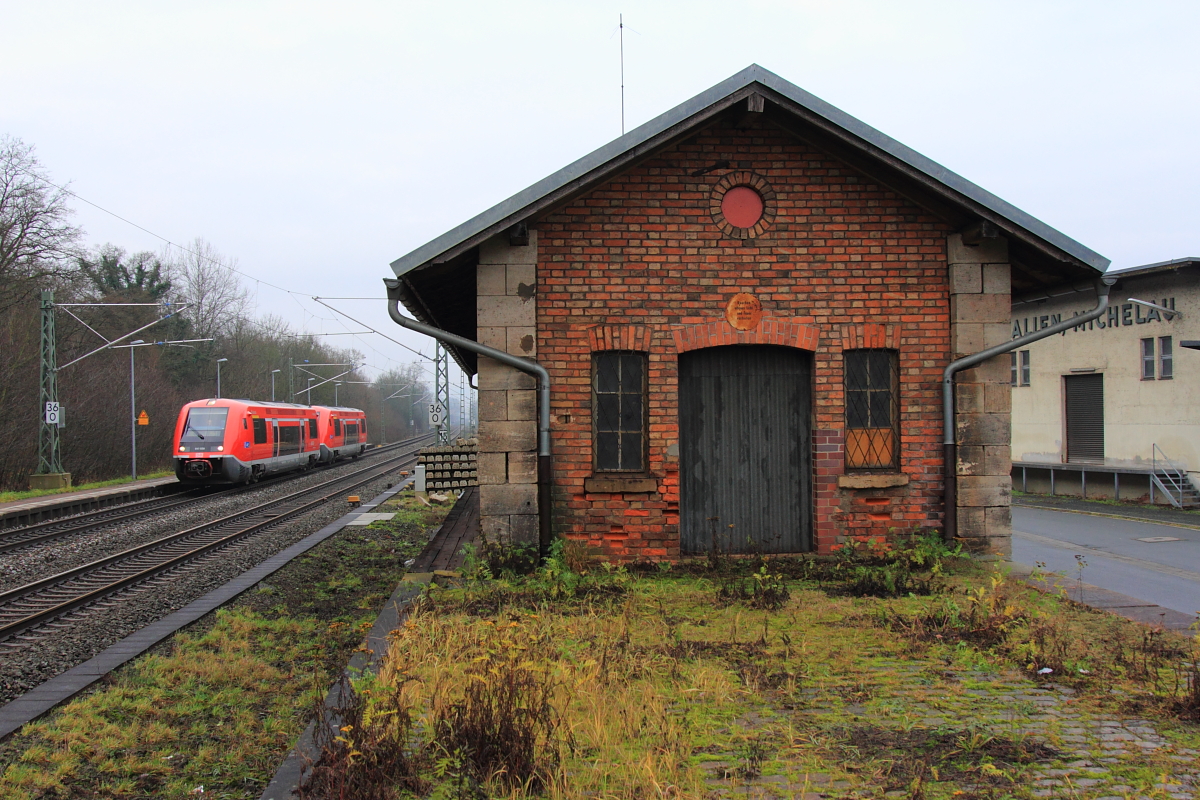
[942,276,1115,543]
[383,278,553,556]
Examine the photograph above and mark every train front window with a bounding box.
[181,408,228,444]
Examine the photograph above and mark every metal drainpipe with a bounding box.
[383,278,553,556]
[942,276,1115,543]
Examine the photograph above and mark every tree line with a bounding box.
[0,136,435,490]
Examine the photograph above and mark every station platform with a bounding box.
[0,476,180,530]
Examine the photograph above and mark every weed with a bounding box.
[301,675,429,800]
[431,627,567,791]
[716,564,790,610]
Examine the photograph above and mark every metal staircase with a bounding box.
[1151,444,1200,508]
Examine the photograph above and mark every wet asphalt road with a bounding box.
[1012,505,1200,619]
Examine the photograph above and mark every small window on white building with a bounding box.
[1141,338,1156,380]
[1011,351,1032,386]
[1160,336,1173,380]
[1012,352,1032,386]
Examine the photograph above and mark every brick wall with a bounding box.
[531,113,957,560]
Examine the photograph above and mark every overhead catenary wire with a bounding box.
[17,163,440,381]
[311,297,434,362]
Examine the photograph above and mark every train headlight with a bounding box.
[217,446,224,451]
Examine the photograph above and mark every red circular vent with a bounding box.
[720,186,764,228]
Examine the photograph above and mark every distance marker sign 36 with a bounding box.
[428,402,446,427]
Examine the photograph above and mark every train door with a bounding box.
[679,345,813,554]
[272,420,280,459]
[252,417,269,459]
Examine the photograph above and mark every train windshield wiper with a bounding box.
[185,425,205,440]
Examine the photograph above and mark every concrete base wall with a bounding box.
[29,473,71,491]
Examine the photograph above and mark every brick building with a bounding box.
[387,65,1108,560]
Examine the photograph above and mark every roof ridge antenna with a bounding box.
[612,14,639,135]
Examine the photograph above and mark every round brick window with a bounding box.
[709,171,775,239]
[721,186,764,228]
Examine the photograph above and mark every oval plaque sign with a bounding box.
[725,292,763,331]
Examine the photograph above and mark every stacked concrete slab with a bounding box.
[417,441,479,490]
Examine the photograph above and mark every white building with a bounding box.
[1010,258,1200,506]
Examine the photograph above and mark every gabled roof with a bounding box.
[389,65,1110,371]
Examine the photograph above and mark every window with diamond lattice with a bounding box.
[844,349,899,470]
[593,352,646,472]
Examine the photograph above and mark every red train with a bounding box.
[173,399,368,484]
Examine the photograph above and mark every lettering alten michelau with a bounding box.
[1013,296,1177,338]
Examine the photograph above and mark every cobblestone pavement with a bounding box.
[695,658,1200,799]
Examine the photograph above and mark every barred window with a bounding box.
[845,349,899,470]
[1020,350,1030,386]
[593,352,646,472]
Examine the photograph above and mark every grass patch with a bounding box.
[301,539,1200,799]
[0,471,174,504]
[0,487,452,799]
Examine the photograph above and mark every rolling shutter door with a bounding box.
[1065,374,1104,463]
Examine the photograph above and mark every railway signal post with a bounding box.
[435,342,451,444]
[32,290,69,490]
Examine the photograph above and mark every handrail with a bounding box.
[1150,443,1189,507]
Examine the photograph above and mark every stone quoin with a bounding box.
[388,65,1109,561]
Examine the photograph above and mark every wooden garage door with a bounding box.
[679,345,812,554]
[1065,373,1104,463]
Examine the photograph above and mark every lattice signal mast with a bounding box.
[37,291,64,477]
[435,341,451,444]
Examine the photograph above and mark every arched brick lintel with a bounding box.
[588,324,653,352]
[672,319,820,354]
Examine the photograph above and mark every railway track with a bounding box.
[0,438,429,646]
[0,436,426,556]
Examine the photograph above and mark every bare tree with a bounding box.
[0,136,84,309]
[162,237,249,338]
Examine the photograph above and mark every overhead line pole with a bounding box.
[435,342,450,444]
[35,291,64,482]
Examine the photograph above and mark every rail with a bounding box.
[0,439,429,643]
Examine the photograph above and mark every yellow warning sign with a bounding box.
[137,411,150,426]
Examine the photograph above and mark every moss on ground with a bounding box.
[309,544,1200,800]
[0,488,452,800]
[0,471,174,504]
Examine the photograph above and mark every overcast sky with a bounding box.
[4,1,1197,381]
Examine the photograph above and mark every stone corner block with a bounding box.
[507,451,538,483]
[506,264,536,298]
[480,483,538,516]
[478,419,537,453]
[478,294,536,328]
[982,263,1011,295]
[479,230,538,266]
[506,327,537,357]
[949,263,982,295]
[948,232,1009,265]
[477,263,506,296]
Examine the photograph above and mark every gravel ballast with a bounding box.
[0,462,414,706]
